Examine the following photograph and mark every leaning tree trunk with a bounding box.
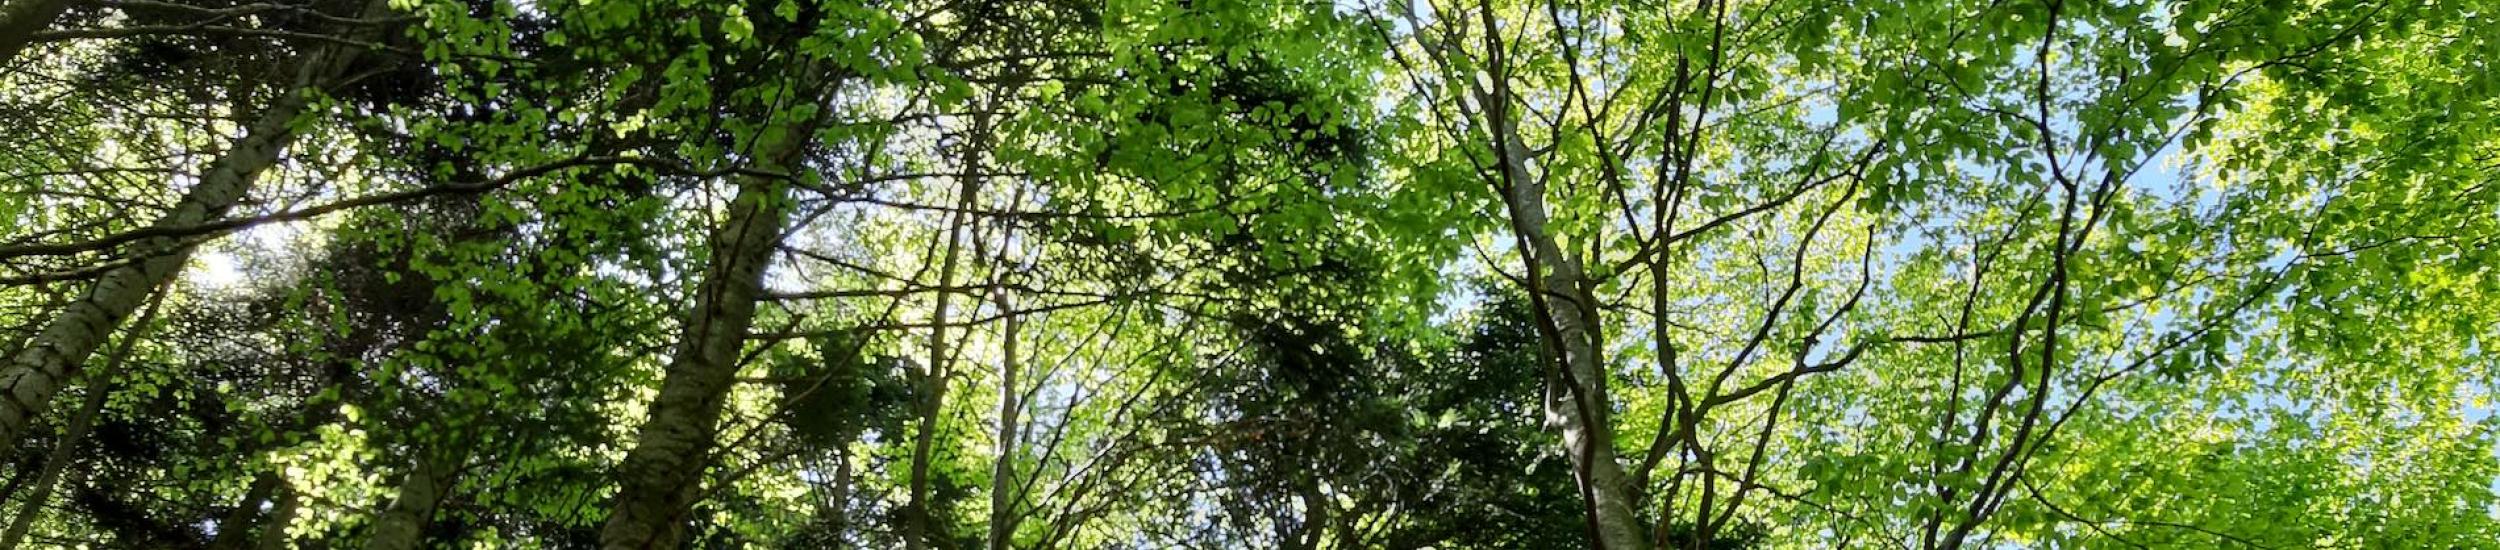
[1396,2,1644,543]
[0,0,77,62]
[207,473,283,550]
[0,0,385,450]
[365,448,460,550]
[903,213,967,550]
[0,292,159,548]
[0,349,112,547]
[254,483,301,550]
[598,94,825,549]
[905,109,991,550]
[1481,89,1648,550]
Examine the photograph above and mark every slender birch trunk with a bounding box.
[826,448,852,543]
[905,109,991,550]
[0,0,386,450]
[1392,4,1646,542]
[1494,133,1648,550]
[599,86,825,549]
[903,186,971,550]
[0,292,160,548]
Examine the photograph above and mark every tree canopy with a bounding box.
[0,0,2494,548]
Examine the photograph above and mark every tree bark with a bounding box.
[209,473,283,550]
[364,448,460,550]
[906,110,990,550]
[903,201,967,550]
[821,449,854,545]
[986,290,1020,550]
[1481,74,1648,550]
[833,448,852,527]
[0,291,159,548]
[0,93,303,449]
[1391,3,1644,542]
[0,369,99,547]
[254,483,301,550]
[598,106,822,549]
[0,0,77,62]
[0,0,384,451]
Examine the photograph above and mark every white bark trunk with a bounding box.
[0,0,383,450]
[0,96,301,447]
[0,292,159,548]
[1486,96,1648,550]
[0,356,106,547]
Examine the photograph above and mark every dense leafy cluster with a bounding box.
[0,0,2494,548]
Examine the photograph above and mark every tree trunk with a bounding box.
[209,473,283,550]
[0,93,304,449]
[598,103,822,550]
[1394,2,1644,541]
[0,367,102,547]
[1482,89,1648,550]
[906,113,990,550]
[0,292,159,548]
[902,215,965,550]
[829,449,851,541]
[365,448,460,550]
[0,0,77,62]
[0,0,384,451]
[811,448,852,547]
[255,483,301,550]
[0,465,30,516]
[986,291,1020,550]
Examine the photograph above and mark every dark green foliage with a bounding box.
[3,0,2495,548]
[776,330,913,451]
[1158,285,1591,548]
[1375,292,1588,549]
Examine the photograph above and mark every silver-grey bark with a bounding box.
[0,0,385,451]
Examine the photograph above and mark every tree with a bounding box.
[3,0,2496,548]
[0,0,397,453]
